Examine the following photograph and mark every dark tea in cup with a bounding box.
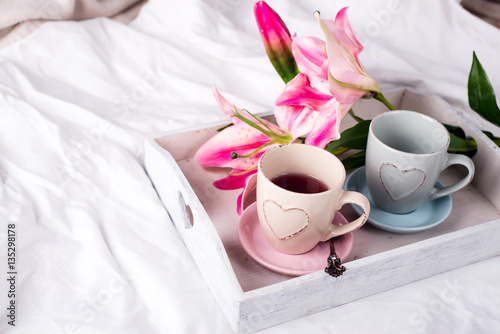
[271,173,328,194]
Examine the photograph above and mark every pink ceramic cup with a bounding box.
[256,144,370,255]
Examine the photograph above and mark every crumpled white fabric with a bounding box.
[0,0,147,48]
[0,0,499,333]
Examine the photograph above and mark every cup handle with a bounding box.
[429,154,475,200]
[320,191,370,241]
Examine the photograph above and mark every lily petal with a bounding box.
[213,85,284,132]
[305,100,352,149]
[292,36,326,75]
[334,7,363,62]
[314,11,380,104]
[291,36,330,93]
[236,192,244,216]
[328,71,380,104]
[274,104,317,139]
[275,73,332,110]
[213,169,255,190]
[194,122,273,170]
[212,85,243,122]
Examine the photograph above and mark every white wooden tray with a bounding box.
[143,90,500,333]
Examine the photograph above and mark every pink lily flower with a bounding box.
[275,73,352,149]
[275,7,380,148]
[314,9,380,104]
[197,6,385,214]
[254,1,299,83]
[195,86,295,215]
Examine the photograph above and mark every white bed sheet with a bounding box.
[0,0,499,333]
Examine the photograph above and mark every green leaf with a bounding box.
[447,133,477,158]
[341,151,366,171]
[480,130,500,147]
[468,51,500,127]
[482,130,495,139]
[325,120,371,153]
[443,123,466,139]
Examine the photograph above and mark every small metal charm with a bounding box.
[325,237,346,277]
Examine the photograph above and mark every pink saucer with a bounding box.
[237,202,354,276]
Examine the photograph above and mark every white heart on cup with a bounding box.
[262,200,309,240]
[379,163,426,201]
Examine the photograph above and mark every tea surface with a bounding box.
[271,173,328,194]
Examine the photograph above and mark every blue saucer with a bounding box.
[344,166,453,233]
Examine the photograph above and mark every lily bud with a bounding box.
[254,1,299,83]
